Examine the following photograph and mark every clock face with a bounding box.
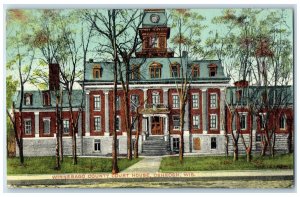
[150,14,160,23]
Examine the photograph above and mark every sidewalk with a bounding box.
[122,157,162,173]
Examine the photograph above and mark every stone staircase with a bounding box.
[142,136,171,156]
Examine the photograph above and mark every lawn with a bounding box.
[160,154,294,172]
[7,157,141,175]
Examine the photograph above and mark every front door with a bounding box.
[151,116,163,135]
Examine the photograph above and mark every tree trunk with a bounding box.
[225,134,229,158]
[271,133,276,158]
[179,103,185,163]
[55,95,60,170]
[124,90,132,160]
[233,143,238,161]
[134,124,139,159]
[261,139,267,156]
[19,138,24,165]
[59,91,64,163]
[246,148,252,162]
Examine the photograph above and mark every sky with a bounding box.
[5,8,294,89]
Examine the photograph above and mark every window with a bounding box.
[208,63,217,77]
[42,92,51,106]
[173,116,180,130]
[93,65,102,79]
[210,93,217,108]
[170,63,180,77]
[173,138,180,152]
[94,139,101,152]
[240,114,247,130]
[131,95,139,111]
[192,94,199,108]
[152,92,160,104]
[280,115,286,129]
[24,119,32,134]
[150,36,159,48]
[131,116,138,131]
[94,95,101,110]
[131,64,140,80]
[94,116,101,131]
[116,96,120,110]
[211,137,217,149]
[192,64,200,78]
[236,90,242,103]
[172,94,179,108]
[260,114,266,129]
[24,94,32,106]
[256,134,261,142]
[43,119,50,134]
[149,63,162,78]
[193,115,200,129]
[116,116,120,131]
[210,114,217,129]
[63,120,70,134]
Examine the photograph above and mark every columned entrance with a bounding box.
[151,116,163,135]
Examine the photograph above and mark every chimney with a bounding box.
[49,63,60,91]
[234,80,249,88]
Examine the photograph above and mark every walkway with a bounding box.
[122,157,162,173]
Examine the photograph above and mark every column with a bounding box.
[220,88,225,135]
[202,88,208,134]
[148,116,152,135]
[78,112,82,136]
[164,115,169,141]
[104,90,109,136]
[143,89,148,108]
[85,90,90,136]
[163,88,169,107]
[34,112,39,137]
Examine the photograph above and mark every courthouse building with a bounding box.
[13,9,293,156]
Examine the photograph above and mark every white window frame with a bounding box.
[94,95,101,111]
[280,115,286,130]
[239,112,248,130]
[130,94,139,111]
[210,93,217,109]
[116,116,121,131]
[210,114,218,129]
[192,93,199,109]
[172,94,179,109]
[259,113,267,130]
[116,96,120,111]
[43,118,51,134]
[94,116,101,132]
[94,139,101,152]
[63,119,70,134]
[131,116,138,131]
[25,95,31,106]
[173,115,180,130]
[24,119,32,135]
[192,115,200,129]
[152,92,160,104]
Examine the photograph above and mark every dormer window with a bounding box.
[93,64,102,79]
[24,93,32,106]
[131,64,140,80]
[192,64,200,78]
[43,91,51,106]
[208,63,217,77]
[170,63,180,78]
[149,62,162,78]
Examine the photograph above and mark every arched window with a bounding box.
[131,64,140,80]
[149,62,162,78]
[192,64,200,78]
[170,62,180,78]
[43,91,51,106]
[280,114,286,129]
[208,63,217,77]
[93,64,102,79]
[24,93,32,106]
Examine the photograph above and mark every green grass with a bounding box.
[160,154,294,172]
[7,157,141,175]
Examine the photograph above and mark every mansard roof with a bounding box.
[226,85,293,106]
[84,57,230,84]
[14,89,85,109]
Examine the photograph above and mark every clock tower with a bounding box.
[136,9,174,58]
